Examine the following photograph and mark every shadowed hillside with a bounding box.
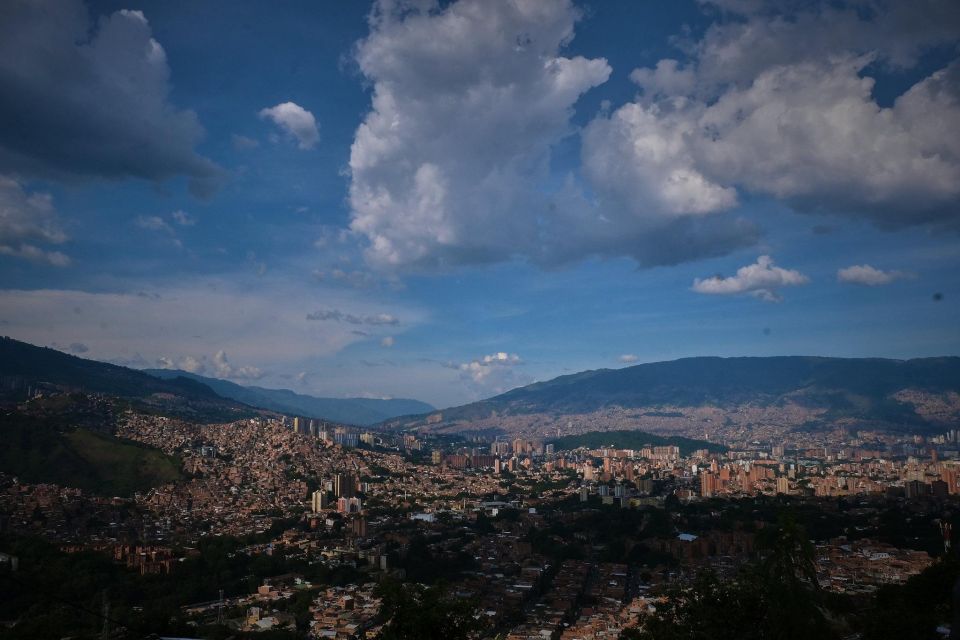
[0,337,253,422]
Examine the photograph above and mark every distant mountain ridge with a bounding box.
[145,369,434,426]
[383,356,960,433]
[0,336,251,422]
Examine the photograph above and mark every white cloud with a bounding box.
[692,255,809,302]
[694,57,960,221]
[212,350,263,380]
[606,2,960,230]
[618,354,639,364]
[0,175,70,267]
[348,0,611,269]
[178,355,206,373]
[259,102,319,150]
[629,59,696,98]
[343,0,960,273]
[458,352,522,382]
[837,264,911,286]
[155,354,206,374]
[694,0,960,88]
[454,351,526,394]
[380,336,395,348]
[582,100,738,217]
[154,351,262,381]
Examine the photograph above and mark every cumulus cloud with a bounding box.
[155,354,205,374]
[177,355,206,374]
[348,0,612,269]
[0,175,70,266]
[306,309,399,326]
[628,59,696,98]
[259,102,319,150]
[344,0,960,273]
[837,264,911,286]
[618,354,639,364]
[610,1,960,230]
[0,1,222,196]
[212,350,264,380]
[580,98,753,263]
[692,255,809,302]
[694,0,960,87]
[154,351,263,380]
[453,352,527,394]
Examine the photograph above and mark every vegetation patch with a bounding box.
[0,415,182,497]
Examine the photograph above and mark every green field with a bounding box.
[0,415,183,497]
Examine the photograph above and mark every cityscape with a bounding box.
[2,0,960,639]
[1,347,958,638]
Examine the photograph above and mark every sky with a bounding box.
[1,0,959,409]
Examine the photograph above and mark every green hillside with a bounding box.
[0,412,182,497]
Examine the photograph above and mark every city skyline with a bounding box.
[1,0,959,408]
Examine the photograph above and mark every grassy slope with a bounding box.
[0,415,182,496]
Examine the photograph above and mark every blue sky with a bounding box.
[1,0,959,408]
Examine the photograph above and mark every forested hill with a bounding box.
[386,356,960,431]
[0,337,251,422]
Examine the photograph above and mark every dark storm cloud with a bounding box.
[0,1,223,196]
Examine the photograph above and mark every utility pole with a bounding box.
[101,590,110,640]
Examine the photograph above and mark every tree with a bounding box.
[375,580,482,640]
[627,511,836,640]
[624,571,765,640]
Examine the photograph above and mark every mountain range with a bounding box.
[0,337,432,426]
[0,336,251,422]
[144,369,434,426]
[4,338,960,436]
[382,356,960,436]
